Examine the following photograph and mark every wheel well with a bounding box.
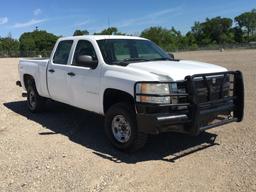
[23,74,34,90]
[103,89,134,113]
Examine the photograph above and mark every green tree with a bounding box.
[183,32,198,50]
[94,27,125,35]
[19,30,58,57]
[73,29,89,36]
[140,26,183,51]
[191,22,204,44]
[235,9,256,41]
[232,26,244,43]
[191,17,234,46]
[0,35,20,57]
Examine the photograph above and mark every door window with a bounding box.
[53,40,73,64]
[72,40,98,67]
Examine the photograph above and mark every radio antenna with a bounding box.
[108,17,111,29]
[108,17,113,36]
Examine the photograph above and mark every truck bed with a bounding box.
[19,58,50,98]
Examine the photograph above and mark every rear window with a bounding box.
[53,40,73,64]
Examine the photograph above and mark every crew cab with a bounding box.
[17,35,244,151]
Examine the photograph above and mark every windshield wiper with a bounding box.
[111,61,130,66]
[110,58,150,66]
[151,58,172,61]
[123,58,150,62]
[110,57,175,66]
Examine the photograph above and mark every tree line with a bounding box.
[0,8,255,57]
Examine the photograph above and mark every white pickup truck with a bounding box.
[17,35,244,151]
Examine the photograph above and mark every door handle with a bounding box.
[67,72,76,77]
[48,69,55,73]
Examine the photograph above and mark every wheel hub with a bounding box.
[111,115,131,143]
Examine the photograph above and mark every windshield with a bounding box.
[97,39,172,66]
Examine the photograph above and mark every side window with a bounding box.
[72,40,97,66]
[53,40,73,64]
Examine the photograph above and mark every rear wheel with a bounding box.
[105,103,148,152]
[26,79,45,113]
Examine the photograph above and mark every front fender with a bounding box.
[99,66,159,114]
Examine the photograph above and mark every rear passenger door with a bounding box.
[47,40,73,104]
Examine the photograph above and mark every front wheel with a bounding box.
[105,103,148,152]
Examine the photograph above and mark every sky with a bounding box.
[0,0,255,39]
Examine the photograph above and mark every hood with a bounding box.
[127,60,227,81]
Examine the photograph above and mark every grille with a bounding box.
[193,74,232,104]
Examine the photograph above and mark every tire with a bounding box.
[26,79,45,113]
[105,103,148,152]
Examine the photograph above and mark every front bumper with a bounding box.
[135,71,244,135]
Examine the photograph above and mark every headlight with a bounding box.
[136,83,171,104]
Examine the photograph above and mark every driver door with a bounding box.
[67,40,101,113]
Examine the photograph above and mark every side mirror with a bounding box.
[168,53,174,59]
[77,55,98,69]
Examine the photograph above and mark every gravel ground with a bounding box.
[0,49,255,192]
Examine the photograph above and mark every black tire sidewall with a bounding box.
[105,103,138,150]
[27,81,42,112]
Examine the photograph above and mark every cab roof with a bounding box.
[59,35,147,41]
